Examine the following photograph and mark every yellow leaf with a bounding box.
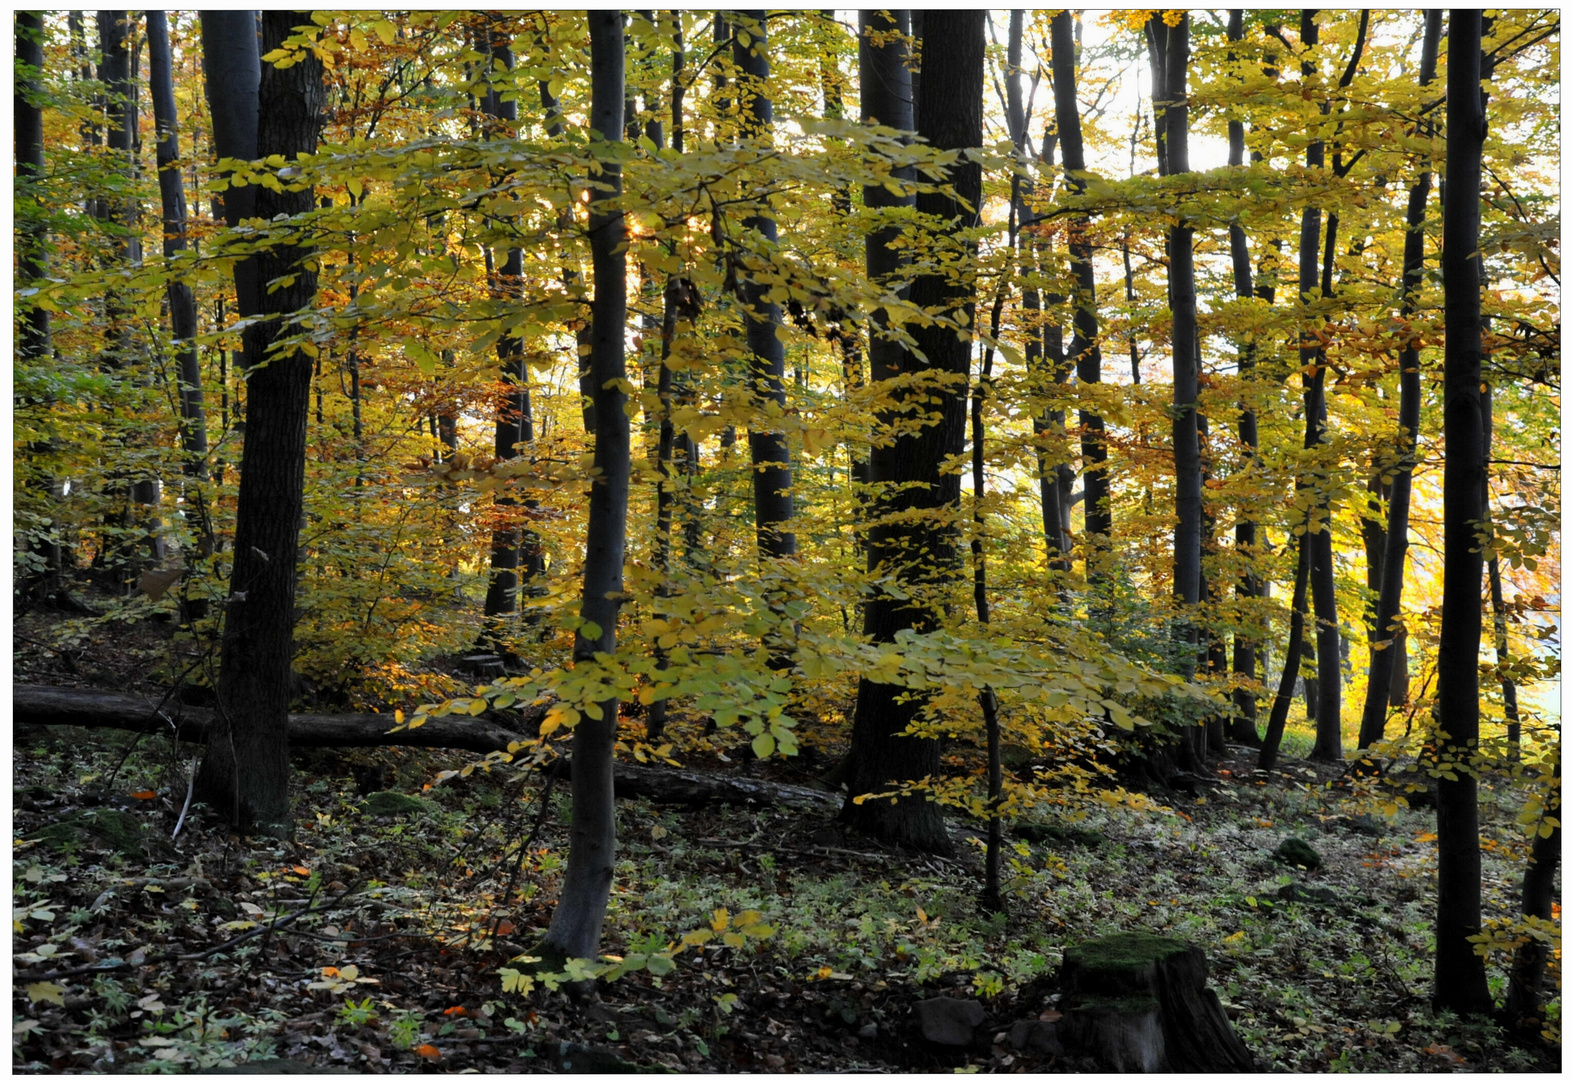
[467,698,488,716]
[710,908,730,932]
[26,982,64,1006]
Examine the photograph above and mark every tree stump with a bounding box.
[1059,932,1254,1073]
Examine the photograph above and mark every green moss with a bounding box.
[361,790,425,817]
[1065,932,1191,976]
[1274,837,1322,870]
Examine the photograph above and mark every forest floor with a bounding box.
[11,602,1562,1074]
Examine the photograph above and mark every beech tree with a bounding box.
[195,11,326,829]
[1050,11,1110,574]
[1358,10,1441,750]
[537,8,627,964]
[841,10,983,853]
[477,18,544,651]
[1431,8,1493,1018]
[147,11,206,479]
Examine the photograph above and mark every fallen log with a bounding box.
[12,684,839,811]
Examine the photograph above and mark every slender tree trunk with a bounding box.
[1504,763,1561,1030]
[1359,12,1440,748]
[1050,11,1110,576]
[16,12,65,597]
[538,10,627,963]
[973,328,1003,912]
[1148,16,1202,765]
[148,12,208,480]
[732,11,796,566]
[479,21,543,652]
[842,10,983,854]
[1224,10,1263,745]
[195,10,324,831]
[1258,534,1312,775]
[1004,13,1066,571]
[1288,11,1340,762]
[645,17,690,747]
[1432,9,1493,1017]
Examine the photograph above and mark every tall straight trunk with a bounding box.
[200,12,262,366]
[539,10,627,963]
[16,12,64,595]
[1359,10,1440,749]
[16,13,51,365]
[1293,10,1341,762]
[973,314,1004,913]
[196,10,324,831]
[97,11,163,570]
[1432,9,1492,1017]
[842,10,983,855]
[1005,13,1065,569]
[148,11,208,478]
[732,11,796,563]
[1147,15,1202,680]
[645,15,692,746]
[1481,386,1521,759]
[479,21,543,648]
[1257,533,1311,775]
[1225,10,1262,744]
[1050,11,1110,572]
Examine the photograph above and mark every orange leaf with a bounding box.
[414,1044,442,1060]
[494,919,517,936]
[321,967,340,978]
[293,866,311,876]
[129,790,158,800]
[443,1005,469,1017]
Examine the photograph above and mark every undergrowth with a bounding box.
[11,715,1559,1073]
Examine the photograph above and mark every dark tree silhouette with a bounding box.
[842,10,983,854]
[537,10,628,963]
[195,11,325,830]
[1432,8,1493,1017]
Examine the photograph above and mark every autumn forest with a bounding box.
[11,9,1562,1073]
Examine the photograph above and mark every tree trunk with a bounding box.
[1148,15,1201,687]
[732,11,796,564]
[1059,932,1255,1072]
[1051,11,1110,576]
[199,12,262,362]
[1257,533,1311,775]
[539,11,627,964]
[1504,763,1561,1031]
[16,12,65,598]
[1225,10,1261,746]
[842,10,982,855]
[1289,11,1341,763]
[1432,9,1493,1017]
[478,20,544,652]
[1003,13,1066,573]
[645,18,691,746]
[195,10,325,832]
[148,11,208,479]
[16,13,50,365]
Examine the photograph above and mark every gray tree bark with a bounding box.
[538,10,628,963]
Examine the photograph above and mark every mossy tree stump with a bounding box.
[1060,932,1254,1072]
